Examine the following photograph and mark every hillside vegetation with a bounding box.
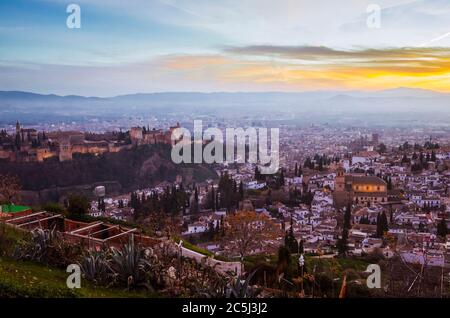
[0,256,153,298]
[0,144,217,196]
[0,225,152,297]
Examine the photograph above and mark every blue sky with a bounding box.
[0,0,224,65]
[0,0,449,96]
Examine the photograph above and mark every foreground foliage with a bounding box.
[0,256,151,298]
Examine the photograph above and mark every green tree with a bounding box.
[239,181,244,200]
[344,203,352,230]
[377,143,387,154]
[218,172,239,211]
[67,193,90,216]
[277,245,292,279]
[190,187,200,214]
[298,239,304,254]
[437,218,448,238]
[254,166,261,181]
[337,204,352,257]
[41,202,64,214]
[431,150,437,162]
[376,211,389,238]
[337,227,348,257]
[284,217,298,253]
[279,168,285,187]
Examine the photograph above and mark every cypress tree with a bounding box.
[239,181,244,200]
[376,211,389,238]
[298,239,304,254]
[338,204,352,257]
[344,203,352,230]
[211,186,216,210]
[280,169,285,186]
[437,218,448,238]
[337,227,349,257]
[284,216,298,253]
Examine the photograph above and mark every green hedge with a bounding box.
[172,236,214,257]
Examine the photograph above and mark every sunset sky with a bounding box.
[0,0,449,96]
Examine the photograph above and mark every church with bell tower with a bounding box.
[333,165,387,209]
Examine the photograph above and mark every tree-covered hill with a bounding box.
[0,144,217,196]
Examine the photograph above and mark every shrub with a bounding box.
[67,193,90,217]
[79,248,112,286]
[0,223,29,257]
[225,270,261,298]
[13,227,82,268]
[315,273,333,296]
[40,203,65,214]
[347,281,372,298]
[109,239,153,290]
[364,248,385,263]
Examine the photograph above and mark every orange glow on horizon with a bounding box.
[160,47,450,92]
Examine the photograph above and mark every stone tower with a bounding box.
[130,127,143,145]
[333,165,349,209]
[59,137,73,162]
[335,166,345,192]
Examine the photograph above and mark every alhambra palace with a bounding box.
[0,122,180,162]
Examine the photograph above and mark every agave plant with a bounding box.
[225,270,262,298]
[13,227,58,263]
[109,238,153,290]
[79,248,112,286]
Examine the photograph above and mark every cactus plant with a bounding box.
[109,238,153,290]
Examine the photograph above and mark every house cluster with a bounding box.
[274,128,450,266]
[89,196,132,220]
[331,145,450,266]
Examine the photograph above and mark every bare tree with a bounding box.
[224,210,282,260]
[0,174,21,206]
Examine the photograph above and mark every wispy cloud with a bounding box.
[225,45,450,60]
[2,45,449,95]
[418,32,450,47]
[1,0,449,94]
[160,46,450,92]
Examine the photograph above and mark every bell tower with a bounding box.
[335,166,345,192]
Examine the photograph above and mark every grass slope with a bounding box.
[0,257,154,298]
[0,224,155,298]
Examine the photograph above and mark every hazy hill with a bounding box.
[0,144,217,204]
[1,88,449,126]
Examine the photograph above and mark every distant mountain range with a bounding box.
[0,87,448,103]
[1,88,449,126]
[0,90,102,102]
[0,87,450,103]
